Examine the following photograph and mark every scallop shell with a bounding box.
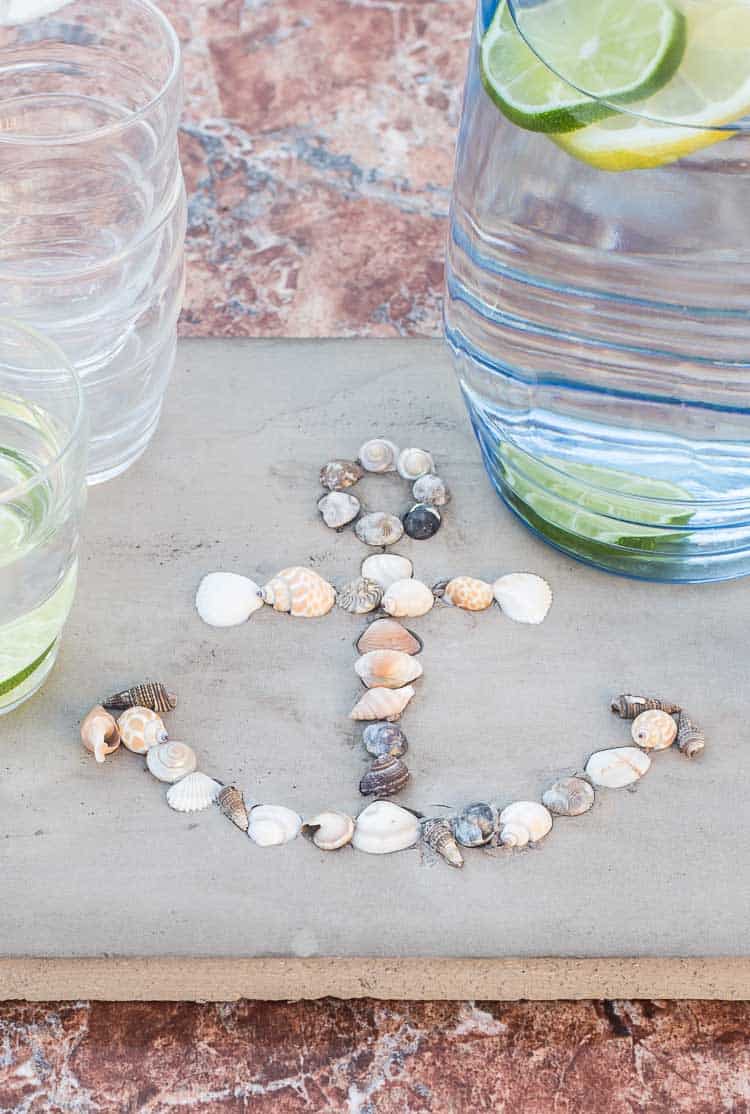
[248,804,302,847]
[585,747,651,788]
[436,576,494,612]
[382,579,434,619]
[356,618,423,657]
[318,491,360,530]
[355,650,423,689]
[104,682,176,714]
[351,685,415,722]
[360,554,413,592]
[337,577,383,615]
[355,512,404,548]
[397,447,434,481]
[611,694,682,719]
[421,818,464,868]
[146,741,198,784]
[358,438,399,474]
[412,474,451,507]
[166,772,222,814]
[359,754,410,797]
[452,803,498,847]
[261,567,336,618]
[498,801,553,848]
[216,785,250,832]
[676,711,705,758]
[493,573,552,624]
[302,811,355,850]
[352,801,420,854]
[117,707,168,755]
[319,459,363,491]
[542,776,595,817]
[80,705,120,764]
[631,709,677,751]
[362,722,408,758]
[196,572,264,627]
[402,503,441,540]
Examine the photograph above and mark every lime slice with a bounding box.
[480,0,686,133]
[555,0,750,168]
[0,561,77,706]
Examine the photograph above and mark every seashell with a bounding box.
[359,753,410,797]
[397,447,434,481]
[337,577,383,615]
[351,685,415,722]
[146,741,198,784]
[452,802,498,847]
[676,710,705,758]
[302,811,355,850]
[355,650,423,689]
[80,705,120,764]
[216,785,250,832]
[382,579,434,619]
[248,804,302,847]
[585,747,651,788]
[319,459,363,491]
[318,491,360,530]
[412,474,451,507]
[435,576,494,612]
[166,772,222,814]
[493,573,552,624]
[261,567,336,618]
[196,571,264,627]
[611,693,682,719]
[421,817,464,868]
[631,709,677,751]
[355,512,404,548]
[356,618,423,657]
[103,682,176,714]
[402,503,441,541]
[117,707,168,754]
[362,722,408,758]
[542,776,595,817]
[360,553,413,592]
[352,800,420,854]
[498,801,553,848]
[358,438,399,474]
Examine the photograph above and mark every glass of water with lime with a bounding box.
[0,320,86,714]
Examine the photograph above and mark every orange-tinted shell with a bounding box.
[80,705,120,764]
[118,706,168,754]
[443,576,494,612]
[261,567,336,618]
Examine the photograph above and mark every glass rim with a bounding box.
[0,317,86,503]
[0,0,181,148]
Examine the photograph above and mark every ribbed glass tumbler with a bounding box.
[0,0,186,484]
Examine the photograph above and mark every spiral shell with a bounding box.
[80,705,120,764]
[542,776,595,817]
[452,803,498,847]
[356,618,422,657]
[358,438,399,473]
[118,707,168,755]
[676,711,705,758]
[318,491,360,530]
[302,811,355,850]
[248,804,302,847]
[362,722,408,758]
[421,818,464,868]
[397,447,434,481]
[493,573,552,624]
[631,709,677,751]
[195,571,264,627]
[355,650,423,689]
[498,801,552,848]
[435,576,494,612]
[360,554,413,592]
[352,801,420,854]
[337,577,383,615]
[359,753,410,797]
[611,694,682,719]
[146,741,198,784]
[351,685,415,722]
[381,579,434,619]
[217,785,250,832]
[261,567,336,618]
[166,772,222,814]
[104,682,176,714]
[412,474,450,507]
[585,747,651,788]
[355,512,404,548]
[402,503,441,540]
[319,459,363,491]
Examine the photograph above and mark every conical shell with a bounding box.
[352,801,420,854]
[421,818,464,868]
[146,741,198,784]
[585,747,651,788]
[318,491,360,530]
[248,804,302,847]
[493,573,552,624]
[355,512,404,548]
[611,694,682,719]
[320,459,363,491]
[261,567,336,618]
[118,707,168,755]
[80,705,120,764]
[437,576,494,612]
[356,618,422,656]
[362,722,408,758]
[359,754,410,797]
[360,554,413,592]
[196,572,263,627]
[355,650,423,689]
[358,438,399,473]
[397,447,434,481]
[498,801,552,848]
[337,577,383,615]
[631,709,677,751]
[351,685,415,722]
[302,811,355,850]
[382,579,434,619]
[542,776,595,817]
[452,803,498,847]
[166,772,222,814]
[676,711,705,758]
[217,785,250,832]
[104,682,176,714]
[412,474,450,507]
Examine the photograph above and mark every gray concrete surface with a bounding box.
[2,339,748,997]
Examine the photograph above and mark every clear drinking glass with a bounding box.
[0,0,185,484]
[446,0,750,581]
[0,319,86,714]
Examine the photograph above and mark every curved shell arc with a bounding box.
[360,554,413,592]
[318,491,360,530]
[355,650,423,689]
[351,685,415,722]
[412,474,450,507]
[352,801,421,854]
[196,572,263,627]
[438,576,494,612]
[146,741,198,784]
[261,567,336,618]
[303,811,355,850]
[493,573,552,624]
[355,512,404,548]
[542,776,595,817]
[118,706,168,755]
[166,772,222,813]
[498,801,552,848]
[248,805,302,847]
[452,803,498,847]
[356,618,422,657]
[358,438,399,473]
[397,447,434,481]
[382,579,434,619]
[585,747,651,788]
[319,459,363,491]
[631,709,677,751]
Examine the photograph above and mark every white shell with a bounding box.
[631,709,677,751]
[352,801,420,854]
[351,685,415,721]
[493,573,552,624]
[303,811,355,850]
[248,804,302,847]
[382,579,434,618]
[412,474,450,506]
[397,447,434,481]
[498,801,552,848]
[358,438,399,473]
[355,512,404,548]
[117,707,168,754]
[317,491,360,529]
[166,772,222,813]
[146,741,198,784]
[542,776,595,817]
[585,747,651,788]
[355,650,423,689]
[196,572,263,627]
[361,553,413,592]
